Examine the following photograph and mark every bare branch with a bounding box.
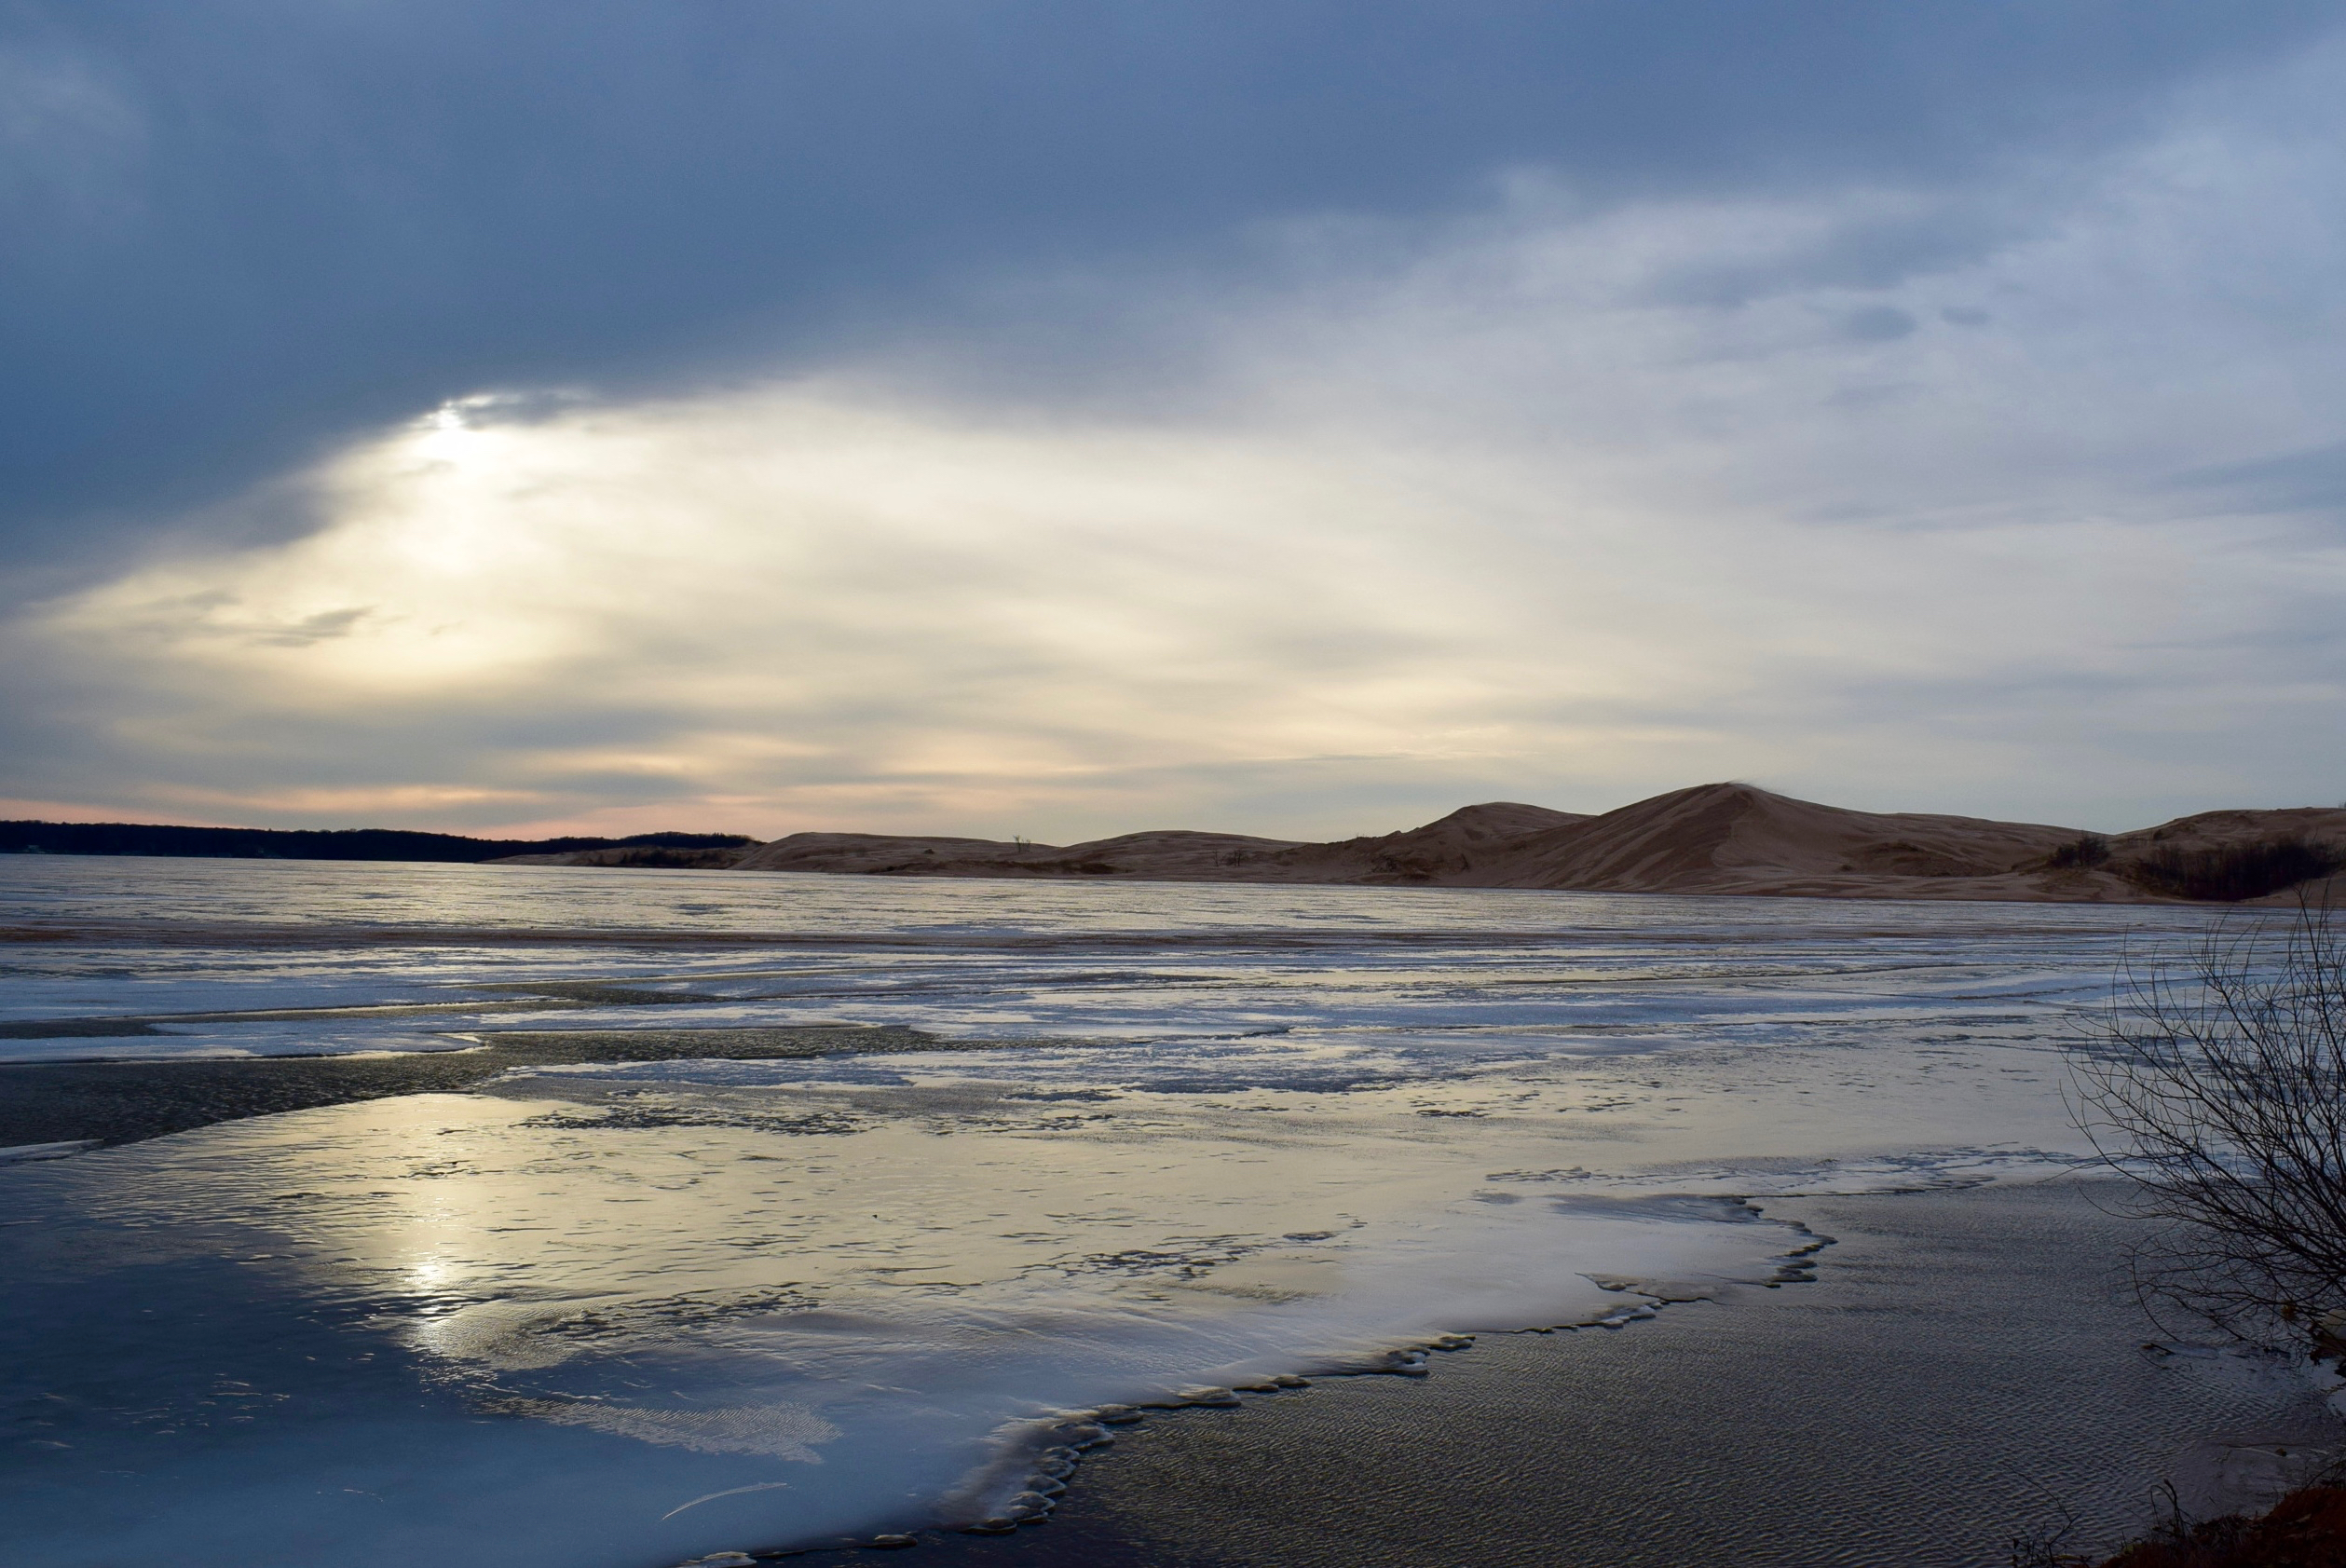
[2069,898,2346,1341]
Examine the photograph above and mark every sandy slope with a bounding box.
[1459,783,2108,902]
[734,828,1306,880]
[1468,785,2346,902]
[529,784,2346,905]
[727,801,1591,885]
[493,845,750,869]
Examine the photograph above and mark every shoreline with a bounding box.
[14,1090,2333,1566]
[868,1181,2342,1568]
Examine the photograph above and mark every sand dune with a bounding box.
[1470,784,2346,903]
[1261,801,1593,883]
[534,784,2346,905]
[727,800,1591,886]
[1463,783,2103,901]
[493,844,752,869]
[733,828,1306,880]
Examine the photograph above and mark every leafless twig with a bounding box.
[2069,899,2346,1343]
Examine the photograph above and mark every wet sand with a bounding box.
[892,1182,2339,1568]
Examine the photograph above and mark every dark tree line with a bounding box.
[2042,833,2340,902]
[0,821,753,863]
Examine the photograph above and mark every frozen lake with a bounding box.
[0,858,2248,1566]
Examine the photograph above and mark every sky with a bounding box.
[4,1,2346,843]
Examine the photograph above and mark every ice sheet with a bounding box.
[0,857,2254,1566]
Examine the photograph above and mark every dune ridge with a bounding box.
[535,784,2346,906]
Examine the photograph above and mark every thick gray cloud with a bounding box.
[4,0,2339,577]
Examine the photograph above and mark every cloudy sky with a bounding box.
[5,2,2345,841]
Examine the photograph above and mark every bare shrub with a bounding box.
[2048,834,2113,870]
[2005,1493,2093,1568]
[2070,904,2346,1340]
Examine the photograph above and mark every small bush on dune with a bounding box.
[2049,835,2114,870]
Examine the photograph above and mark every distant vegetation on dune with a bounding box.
[2122,838,2344,904]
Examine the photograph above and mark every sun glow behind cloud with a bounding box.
[11,55,2346,840]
